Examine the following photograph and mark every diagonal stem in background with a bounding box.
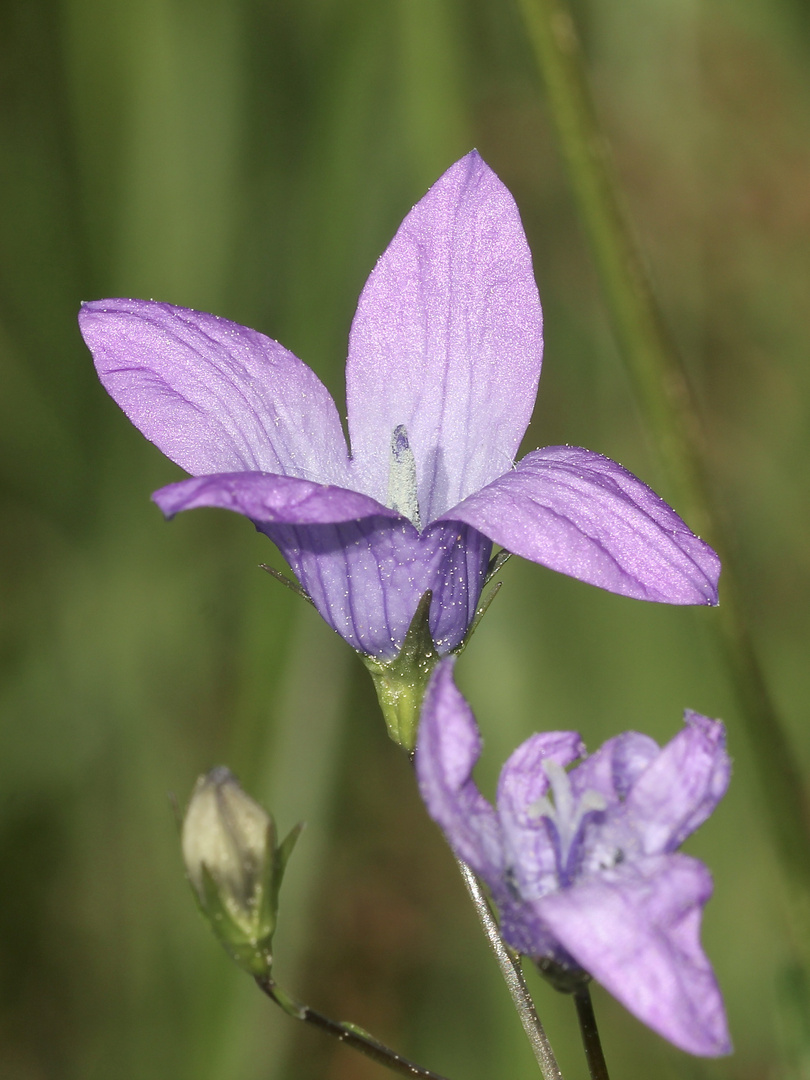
[516,0,810,957]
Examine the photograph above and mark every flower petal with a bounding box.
[79,299,351,484]
[538,855,731,1056]
[415,659,504,881]
[569,731,660,803]
[497,731,585,901]
[625,711,730,855]
[498,732,587,819]
[346,152,543,520]
[264,520,491,660]
[443,446,721,605]
[152,472,398,525]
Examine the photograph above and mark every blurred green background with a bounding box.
[2,0,809,1076]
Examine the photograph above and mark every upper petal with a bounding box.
[569,731,660,803]
[498,731,586,820]
[624,711,730,855]
[537,855,731,1056]
[415,659,504,882]
[79,299,351,484]
[152,472,398,526]
[346,152,543,520]
[442,446,721,605]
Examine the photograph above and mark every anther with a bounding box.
[387,424,421,529]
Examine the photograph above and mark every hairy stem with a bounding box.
[457,861,564,1080]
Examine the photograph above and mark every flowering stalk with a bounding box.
[457,861,563,1080]
[182,768,454,1080]
[255,975,453,1080]
[572,986,610,1080]
[516,0,810,950]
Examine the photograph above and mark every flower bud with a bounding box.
[181,766,300,976]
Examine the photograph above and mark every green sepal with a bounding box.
[268,822,304,921]
[197,863,273,978]
[362,590,439,750]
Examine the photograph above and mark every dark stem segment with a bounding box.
[255,974,452,1080]
[457,861,564,1080]
[573,985,610,1080]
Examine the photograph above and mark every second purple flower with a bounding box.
[415,658,731,1057]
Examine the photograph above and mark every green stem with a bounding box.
[255,975,452,1080]
[457,861,563,1080]
[573,985,610,1080]
[516,0,810,952]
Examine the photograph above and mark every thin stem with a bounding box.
[517,0,810,959]
[457,861,564,1080]
[255,975,452,1080]
[573,985,610,1080]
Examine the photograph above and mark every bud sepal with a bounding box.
[181,767,302,977]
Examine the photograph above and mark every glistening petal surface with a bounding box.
[346,151,543,520]
[263,521,490,659]
[538,855,731,1057]
[444,446,720,604]
[152,473,399,526]
[79,299,351,484]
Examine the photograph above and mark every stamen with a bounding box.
[532,760,606,875]
[387,424,421,529]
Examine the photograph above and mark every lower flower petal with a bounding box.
[153,472,400,525]
[263,520,491,659]
[537,854,731,1057]
[441,446,721,605]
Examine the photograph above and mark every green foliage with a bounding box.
[1,0,809,1076]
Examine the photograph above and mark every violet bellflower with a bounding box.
[79,152,719,748]
[415,659,731,1057]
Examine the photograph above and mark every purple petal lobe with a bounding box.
[498,731,587,821]
[569,731,660,803]
[538,855,731,1057]
[152,472,398,526]
[625,711,730,855]
[347,152,543,520]
[443,446,721,605]
[415,659,504,880]
[79,299,350,484]
[263,520,491,660]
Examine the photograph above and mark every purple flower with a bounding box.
[79,152,718,667]
[415,658,731,1057]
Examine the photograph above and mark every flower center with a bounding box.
[387,424,422,529]
[533,760,606,885]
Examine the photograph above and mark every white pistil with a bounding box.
[533,759,606,871]
[387,424,421,529]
